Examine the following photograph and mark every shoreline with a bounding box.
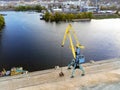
[0,10,120,20]
[0,58,120,90]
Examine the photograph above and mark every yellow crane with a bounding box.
[61,24,85,78]
[61,24,84,59]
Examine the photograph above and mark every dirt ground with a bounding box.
[1,58,120,90]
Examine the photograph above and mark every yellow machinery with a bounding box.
[61,24,85,78]
[0,67,28,77]
[61,24,84,58]
[10,67,28,76]
[1,68,6,76]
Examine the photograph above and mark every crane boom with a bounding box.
[61,24,84,59]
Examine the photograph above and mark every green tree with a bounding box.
[49,13,55,22]
[65,13,73,21]
[34,5,42,12]
[76,13,82,19]
[61,13,66,21]
[43,12,93,22]
[44,12,50,22]
[54,12,62,22]
[87,12,93,19]
[14,5,47,12]
[0,15,5,30]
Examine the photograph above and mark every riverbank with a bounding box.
[0,58,120,90]
[93,13,120,19]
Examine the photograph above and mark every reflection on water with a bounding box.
[0,11,120,71]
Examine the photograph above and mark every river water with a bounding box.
[0,11,120,71]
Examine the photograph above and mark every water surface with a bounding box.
[0,11,120,71]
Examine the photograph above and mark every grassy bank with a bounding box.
[0,15,5,31]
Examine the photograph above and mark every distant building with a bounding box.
[52,8,62,12]
[81,6,98,12]
[0,1,8,6]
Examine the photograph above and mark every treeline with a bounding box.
[0,15,5,31]
[100,6,120,10]
[14,5,46,12]
[93,13,120,19]
[43,12,93,22]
